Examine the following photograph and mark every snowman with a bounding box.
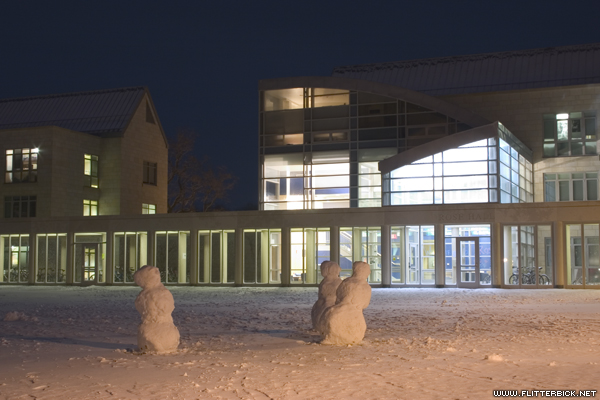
[311,261,342,333]
[133,265,180,353]
[320,261,372,345]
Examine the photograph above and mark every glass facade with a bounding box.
[384,133,533,206]
[391,226,435,285]
[260,87,472,210]
[503,225,553,287]
[445,225,491,286]
[74,233,106,284]
[543,112,597,157]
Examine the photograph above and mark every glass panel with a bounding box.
[313,88,349,108]
[391,227,404,284]
[573,180,584,201]
[538,226,553,285]
[559,181,570,201]
[584,224,600,285]
[587,179,598,201]
[264,88,304,111]
[566,225,582,285]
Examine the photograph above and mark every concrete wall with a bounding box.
[119,94,168,215]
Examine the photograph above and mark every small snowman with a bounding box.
[320,261,372,345]
[311,261,342,333]
[133,265,180,353]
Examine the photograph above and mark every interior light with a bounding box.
[32,148,39,153]
[556,113,569,120]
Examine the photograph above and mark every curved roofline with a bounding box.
[378,123,499,174]
[258,76,491,128]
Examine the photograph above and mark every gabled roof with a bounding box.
[0,86,147,136]
[332,43,600,96]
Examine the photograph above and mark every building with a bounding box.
[2,44,600,289]
[0,86,168,218]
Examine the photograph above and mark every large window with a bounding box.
[543,112,597,157]
[114,232,148,283]
[198,230,235,284]
[73,233,106,284]
[544,173,598,202]
[5,148,38,183]
[4,196,36,218]
[142,203,156,214]
[503,225,553,287]
[143,161,157,185]
[0,234,30,283]
[290,228,330,284]
[390,226,435,285]
[84,154,99,188]
[243,229,281,284]
[36,234,67,283]
[340,227,381,283]
[445,225,491,286]
[155,231,191,283]
[566,224,600,286]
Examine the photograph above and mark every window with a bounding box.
[142,203,156,214]
[4,196,36,218]
[83,199,98,216]
[5,148,38,183]
[544,173,598,202]
[143,161,157,185]
[84,154,99,188]
[543,112,597,157]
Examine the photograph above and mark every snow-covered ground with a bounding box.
[1,286,599,400]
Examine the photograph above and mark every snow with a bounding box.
[320,262,372,345]
[1,286,599,399]
[134,266,180,354]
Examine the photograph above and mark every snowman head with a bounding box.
[133,265,162,289]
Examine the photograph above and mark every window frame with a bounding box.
[543,112,597,157]
[5,148,39,184]
[143,161,157,185]
[84,154,99,188]
[4,195,37,218]
[142,203,156,214]
[543,172,598,202]
[83,199,98,216]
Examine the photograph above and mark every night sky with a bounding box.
[2,0,600,210]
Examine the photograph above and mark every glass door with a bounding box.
[457,238,479,288]
[82,244,98,284]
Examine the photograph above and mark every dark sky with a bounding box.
[2,0,600,210]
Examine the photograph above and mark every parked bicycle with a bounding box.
[509,267,550,285]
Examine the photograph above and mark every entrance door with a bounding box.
[457,238,479,288]
[82,244,99,285]
[407,242,419,284]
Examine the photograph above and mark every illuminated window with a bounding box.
[142,203,156,214]
[543,112,597,157]
[84,154,99,188]
[4,196,36,218]
[544,173,598,202]
[83,199,98,216]
[5,148,38,183]
[143,161,157,185]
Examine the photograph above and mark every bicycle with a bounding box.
[509,267,550,285]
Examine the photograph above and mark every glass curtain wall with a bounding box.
[243,229,281,284]
[155,231,190,284]
[503,225,553,287]
[290,228,330,284]
[566,224,600,286]
[383,134,532,206]
[444,225,490,285]
[36,234,67,283]
[390,226,435,285]
[0,234,29,283]
[198,230,235,284]
[114,232,148,283]
[340,227,382,283]
[74,233,106,283]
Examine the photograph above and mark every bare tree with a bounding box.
[168,129,237,212]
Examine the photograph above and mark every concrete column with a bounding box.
[189,229,198,285]
[28,231,37,285]
[147,230,155,267]
[234,228,244,286]
[381,225,391,287]
[434,224,445,287]
[281,228,290,286]
[66,232,74,285]
[330,226,339,265]
[105,231,113,284]
[554,221,565,288]
[492,222,503,288]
